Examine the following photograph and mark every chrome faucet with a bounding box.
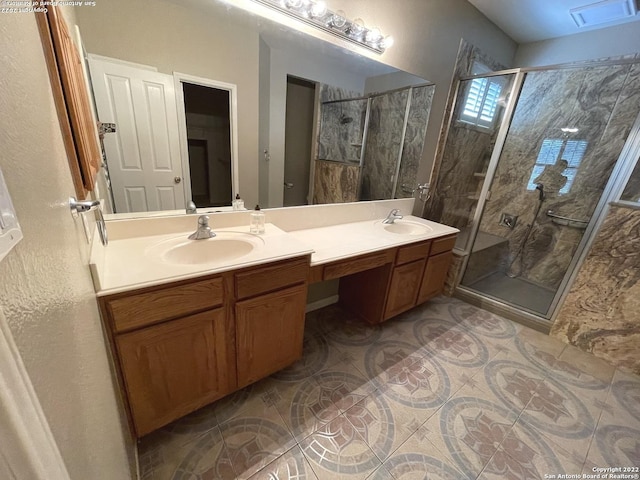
[188,215,216,240]
[382,209,403,224]
[186,200,197,214]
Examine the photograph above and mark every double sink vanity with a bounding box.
[90,199,458,437]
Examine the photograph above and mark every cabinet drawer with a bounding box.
[107,277,224,333]
[430,235,457,256]
[396,241,431,265]
[323,249,395,280]
[235,256,309,300]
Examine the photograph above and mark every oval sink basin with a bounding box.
[146,232,264,266]
[382,221,432,235]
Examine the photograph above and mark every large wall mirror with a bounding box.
[72,0,434,216]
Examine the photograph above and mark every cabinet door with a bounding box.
[117,309,233,436]
[236,284,307,387]
[384,259,426,320]
[417,251,453,305]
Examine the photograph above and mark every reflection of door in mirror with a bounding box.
[89,57,186,213]
[284,76,317,207]
[181,83,233,208]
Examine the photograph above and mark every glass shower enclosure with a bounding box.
[433,60,640,321]
[315,84,435,203]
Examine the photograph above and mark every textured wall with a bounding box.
[0,12,132,480]
[551,206,640,375]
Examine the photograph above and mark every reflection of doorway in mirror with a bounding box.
[182,83,233,208]
[284,76,317,207]
[89,57,186,213]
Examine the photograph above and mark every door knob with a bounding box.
[284,182,294,189]
[174,176,182,184]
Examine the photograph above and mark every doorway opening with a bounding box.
[181,83,233,208]
[284,76,317,207]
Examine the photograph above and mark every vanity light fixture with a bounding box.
[251,0,393,53]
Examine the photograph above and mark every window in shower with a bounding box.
[526,138,588,195]
[460,76,505,129]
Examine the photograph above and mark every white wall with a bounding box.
[75,0,261,209]
[364,71,429,94]
[515,21,640,67]
[0,11,133,480]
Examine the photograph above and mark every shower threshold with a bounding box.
[463,271,555,317]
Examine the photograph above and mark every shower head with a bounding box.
[339,114,353,125]
[535,183,545,201]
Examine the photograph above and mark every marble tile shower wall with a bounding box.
[314,83,434,204]
[479,63,640,289]
[430,122,497,228]
[313,84,364,203]
[426,39,507,223]
[312,160,359,204]
[317,99,367,164]
[396,85,435,199]
[360,89,410,200]
[552,206,640,374]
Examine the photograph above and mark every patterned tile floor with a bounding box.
[138,296,640,480]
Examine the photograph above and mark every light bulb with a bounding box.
[285,0,302,8]
[349,17,365,37]
[365,27,381,43]
[310,0,327,17]
[330,9,347,28]
[379,35,394,49]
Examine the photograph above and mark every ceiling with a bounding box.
[468,0,640,43]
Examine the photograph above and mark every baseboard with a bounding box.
[305,295,339,313]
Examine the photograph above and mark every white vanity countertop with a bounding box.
[288,216,459,266]
[91,223,314,296]
[89,199,458,296]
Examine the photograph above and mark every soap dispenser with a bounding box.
[232,193,244,211]
[250,205,265,234]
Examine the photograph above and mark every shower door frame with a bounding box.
[451,59,640,326]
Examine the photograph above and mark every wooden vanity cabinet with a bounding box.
[338,234,456,324]
[384,259,427,320]
[99,256,309,437]
[417,251,453,304]
[234,257,309,388]
[417,234,457,304]
[117,308,232,436]
[236,284,307,387]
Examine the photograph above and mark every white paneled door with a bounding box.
[89,58,185,213]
